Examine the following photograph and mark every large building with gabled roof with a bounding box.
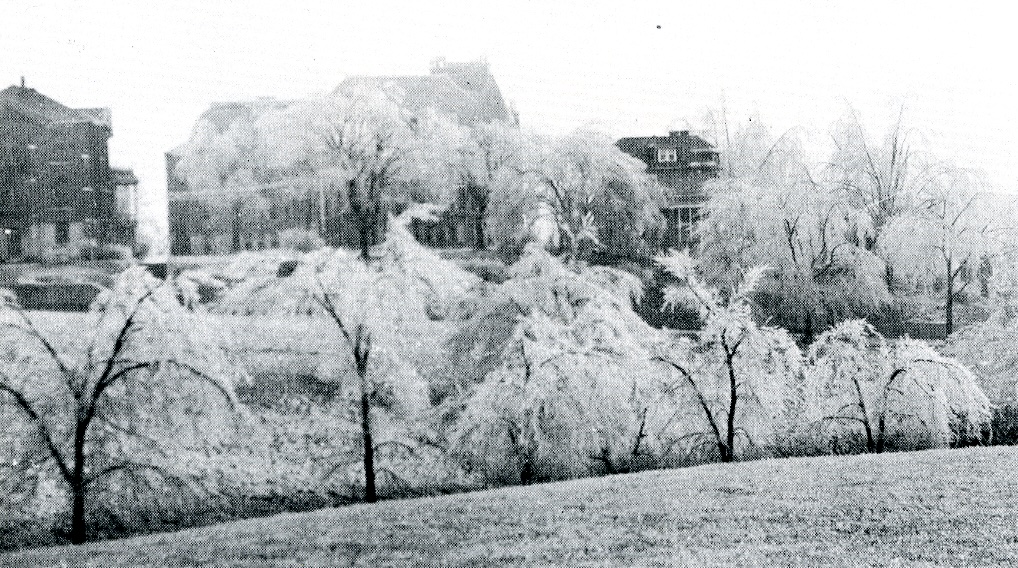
[1,81,136,262]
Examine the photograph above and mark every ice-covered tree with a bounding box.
[214,207,478,502]
[696,123,888,341]
[173,100,301,250]
[444,120,533,250]
[446,245,667,483]
[803,320,990,453]
[262,90,460,259]
[827,107,935,251]
[879,169,1013,335]
[0,269,245,544]
[654,252,802,462]
[492,130,665,263]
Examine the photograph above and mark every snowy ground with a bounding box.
[4,446,1017,567]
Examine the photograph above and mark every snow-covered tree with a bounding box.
[803,320,990,453]
[492,130,665,263]
[173,99,302,250]
[880,169,1014,335]
[214,207,478,502]
[446,246,666,483]
[654,252,802,462]
[0,269,245,544]
[696,123,888,341]
[827,107,935,251]
[444,121,533,250]
[262,90,460,259]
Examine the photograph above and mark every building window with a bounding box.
[657,148,678,163]
[55,221,70,245]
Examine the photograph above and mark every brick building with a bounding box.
[616,130,720,249]
[1,82,135,262]
[167,58,517,255]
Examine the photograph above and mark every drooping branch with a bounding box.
[0,379,73,483]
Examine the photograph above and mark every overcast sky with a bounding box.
[3,1,1015,237]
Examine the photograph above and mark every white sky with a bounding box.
[3,1,1016,238]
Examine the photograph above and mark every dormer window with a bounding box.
[657,148,678,163]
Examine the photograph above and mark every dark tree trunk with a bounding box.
[474,198,487,251]
[70,426,88,544]
[721,347,738,463]
[360,388,376,503]
[520,458,534,485]
[231,200,242,252]
[358,218,371,262]
[354,330,376,503]
[875,414,886,454]
[946,258,954,337]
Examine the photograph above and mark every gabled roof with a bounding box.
[333,59,515,125]
[0,85,111,127]
[616,131,716,156]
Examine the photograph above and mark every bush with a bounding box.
[990,404,1018,446]
[278,229,325,252]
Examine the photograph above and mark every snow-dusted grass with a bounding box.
[4,446,1018,567]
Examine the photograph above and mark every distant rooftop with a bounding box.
[112,167,138,186]
[334,57,516,125]
[0,84,111,128]
[616,130,716,154]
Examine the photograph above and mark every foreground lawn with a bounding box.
[4,446,1018,567]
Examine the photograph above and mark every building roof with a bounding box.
[333,58,515,125]
[616,131,716,156]
[112,167,138,186]
[166,97,294,156]
[0,85,111,127]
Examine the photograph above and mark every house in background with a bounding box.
[166,58,518,256]
[1,81,136,262]
[616,130,720,249]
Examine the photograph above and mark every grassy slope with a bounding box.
[4,446,1018,567]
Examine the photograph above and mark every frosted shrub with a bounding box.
[802,320,991,453]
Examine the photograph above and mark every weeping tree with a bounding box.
[695,119,889,343]
[445,246,668,484]
[803,320,990,453]
[215,206,478,502]
[444,121,532,250]
[491,130,665,263]
[0,268,245,544]
[262,91,460,259]
[654,252,802,462]
[879,169,1012,335]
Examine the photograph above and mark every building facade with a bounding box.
[1,83,135,262]
[167,58,517,255]
[616,130,720,249]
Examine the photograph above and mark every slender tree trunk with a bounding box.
[360,386,376,503]
[875,414,886,454]
[354,331,376,504]
[853,379,876,453]
[231,200,242,252]
[946,257,954,337]
[70,426,88,544]
[474,198,487,251]
[722,348,738,463]
[358,220,371,261]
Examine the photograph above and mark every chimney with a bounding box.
[20,76,25,88]
[669,130,690,138]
